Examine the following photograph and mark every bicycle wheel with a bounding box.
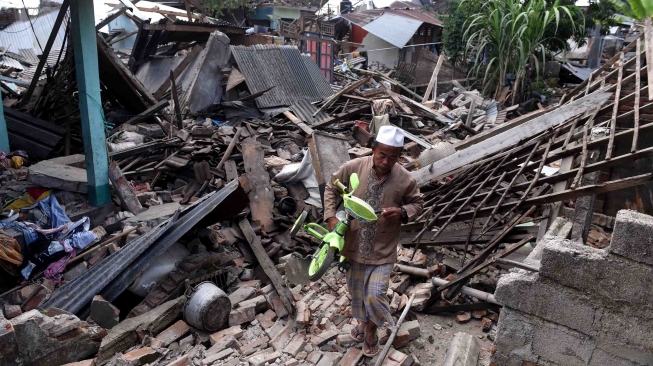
[308,243,336,281]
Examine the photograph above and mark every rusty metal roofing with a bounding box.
[291,99,329,124]
[231,44,333,109]
[340,8,443,28]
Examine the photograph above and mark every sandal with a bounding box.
[349,324,365,342]
[363,334,380,357]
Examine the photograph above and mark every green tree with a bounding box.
[609,0,653,19]
[586,0,620,35]
[442,0,482,64]
[200,0,254,17]
[462,0,582,99]
[542,0,586,53]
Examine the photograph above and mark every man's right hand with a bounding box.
[327,217,339,231]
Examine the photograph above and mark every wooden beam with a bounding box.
[153,44,202,100]
[645,18,653,101]
[238,218,294,314]
[313,104,371,129]
[422,54,444,103]
[21,0,69,106]
[278,31,363,47]
[283,111,314,135]
[107,30,138,45]
[96,6,128,31]
[412,92,612,186]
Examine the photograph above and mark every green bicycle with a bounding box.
[286,173,378,284]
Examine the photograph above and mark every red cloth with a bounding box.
[28,187,49,200]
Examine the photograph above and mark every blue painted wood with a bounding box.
[71,0,110,205]
[0,89,9,153]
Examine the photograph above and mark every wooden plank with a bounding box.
[116,99,169,129]
[465,100,476,127]
[606,51,624,160]
[242,138,277,232]
[283,111,314,135]
[646,18,653,101]
[312,104,371,129]
[142,22,246,34]
[238,218,294,314]
[153,45,202,100]
[422,54,444,103]
[633,37,642,153]
[217,128,243,171]
[184,0,193,22]
[169,71,182,129]
[454,107,551,151]
[226,68,246,91]
[412,92,612,187]
[107,30,138,45]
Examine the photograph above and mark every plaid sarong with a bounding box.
[346,261,394,327]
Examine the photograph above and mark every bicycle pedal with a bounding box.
[338,261,351,273]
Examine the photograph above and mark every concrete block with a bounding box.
[392,320,420,348]
[28,161,88,193]
[63,262,88,283]
[539,238,653,310]
[588,347,641,366]
[597,307,653,354]
[237,295,267,313]
[495,271,601,335]
[493,307,595,366]
[608,210,653,266]
[441,332,480,366]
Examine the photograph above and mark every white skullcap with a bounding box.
[375,126,404,148]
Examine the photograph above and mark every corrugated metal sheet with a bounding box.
[231,44,333,109]
[281,46,321,101]
[134,55,184,93]
[20,48,66,83]
[362,13,422,48]
[0,9,69,55]
[0,56,24,70]
[341,8,443,28]
[291,100,329,124]
[302,54,333,100]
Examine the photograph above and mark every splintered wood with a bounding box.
[241,138,277,232]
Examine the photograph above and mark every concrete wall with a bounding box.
[492,209,653,366]
[359,32,399,70]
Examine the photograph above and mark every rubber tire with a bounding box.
[308,244,336,281]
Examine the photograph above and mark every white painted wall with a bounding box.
[359,33,399,69]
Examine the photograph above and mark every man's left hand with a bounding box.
[381,207,402,221]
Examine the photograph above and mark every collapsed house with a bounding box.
[0,0,652,365]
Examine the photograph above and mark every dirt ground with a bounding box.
[406,312,494,365]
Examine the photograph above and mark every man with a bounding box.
[323,126,423,357]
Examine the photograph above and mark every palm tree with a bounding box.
[462,0,581,100]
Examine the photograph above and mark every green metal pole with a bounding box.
[70,0,110,206]
[0,89,9,152]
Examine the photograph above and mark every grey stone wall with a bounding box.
[491,209,653,366]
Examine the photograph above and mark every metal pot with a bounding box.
[183,282,231,331]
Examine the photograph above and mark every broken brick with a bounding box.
[155,320,190,346]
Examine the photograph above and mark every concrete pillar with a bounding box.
[0,89,9,153]
[70,0,110,206]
